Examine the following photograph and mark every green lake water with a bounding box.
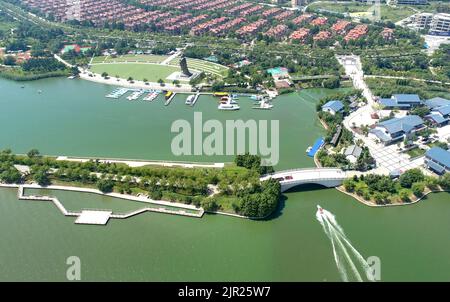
[0,78,449,281]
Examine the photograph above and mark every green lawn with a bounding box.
[90,63,181,82]
[91,54,169,64]
[168,57,228,78]
[405,147,426,158]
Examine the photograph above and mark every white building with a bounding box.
[430,13,450,36]
[414,13,433,30]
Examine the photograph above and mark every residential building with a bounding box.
[414,13,433,29]
[430,13,450,36]
[369,115,425,145]
[425,147,450,174]
[424,97,450,110]
[344,145,362,164]
[378,94,422,109]
[322,100,344,115]
[425,104,450,127]
[381,28,394,40]
[394,0,428,5]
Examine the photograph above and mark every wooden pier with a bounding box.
[11,185,204,226]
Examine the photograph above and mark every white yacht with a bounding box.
[253,99,273,110]
[218,97,240,111]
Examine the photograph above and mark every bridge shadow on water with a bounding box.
[261,184,329,221]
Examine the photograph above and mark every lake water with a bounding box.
[0,78,449,281]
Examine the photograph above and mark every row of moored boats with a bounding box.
[216,94,274,111]
[105,88,162,102]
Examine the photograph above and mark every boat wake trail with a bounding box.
[316,205,375,282]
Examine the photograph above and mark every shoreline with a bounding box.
[0,182,263,222]
[79,69,195,93]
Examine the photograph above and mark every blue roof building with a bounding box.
[425,147,450,174]
[424,97,450,110]
[369,115,425,145]
[322,100,344,115]
[378,94,422,109]
[425,104,450,127]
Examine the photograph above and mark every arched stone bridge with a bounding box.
[261,168,349,192]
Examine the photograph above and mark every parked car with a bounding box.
[285,175,293,180]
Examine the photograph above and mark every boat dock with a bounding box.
[106,87,129,99]
[14,185,204,226]
[307,137,325,157]
[191,93,200,106]
[164,92,176,106]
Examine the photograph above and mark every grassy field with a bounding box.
[309,2,416,22]
[90,63,181,82]
[168,57,228,78]
[91,54,169,64]
[89,54,229,82]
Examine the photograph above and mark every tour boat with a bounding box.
[220,95,238,105]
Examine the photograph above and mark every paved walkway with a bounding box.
[55,156,225,168]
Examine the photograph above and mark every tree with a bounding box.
[439,173,450,190]
[150,188,163,200]
[0,168,22,184]
[97,179,114,193]
[3,56,16,66]
[157,78,165,86]
[399,189,410,202]
[201,198,219,212]
[101,72,109,78]
[34,169,50,186]
[343,179,356,192]
[173,79,180,86]
[412,182,425,197]
[399,169,425,188]
[127,76,134,82]
[27,149,40,158]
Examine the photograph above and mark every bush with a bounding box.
[201,198,219,212]
[399,189,411,202]
[411,182,425,197]
[97,179,114,193]
[399,169,424,188]
[343,179,356,192]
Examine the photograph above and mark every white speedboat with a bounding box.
[306,146,312,153]
[253,99,273,110]
[185,95,196,105]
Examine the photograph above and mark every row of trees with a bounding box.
[0,149,281,218]
[344,169,450,205]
